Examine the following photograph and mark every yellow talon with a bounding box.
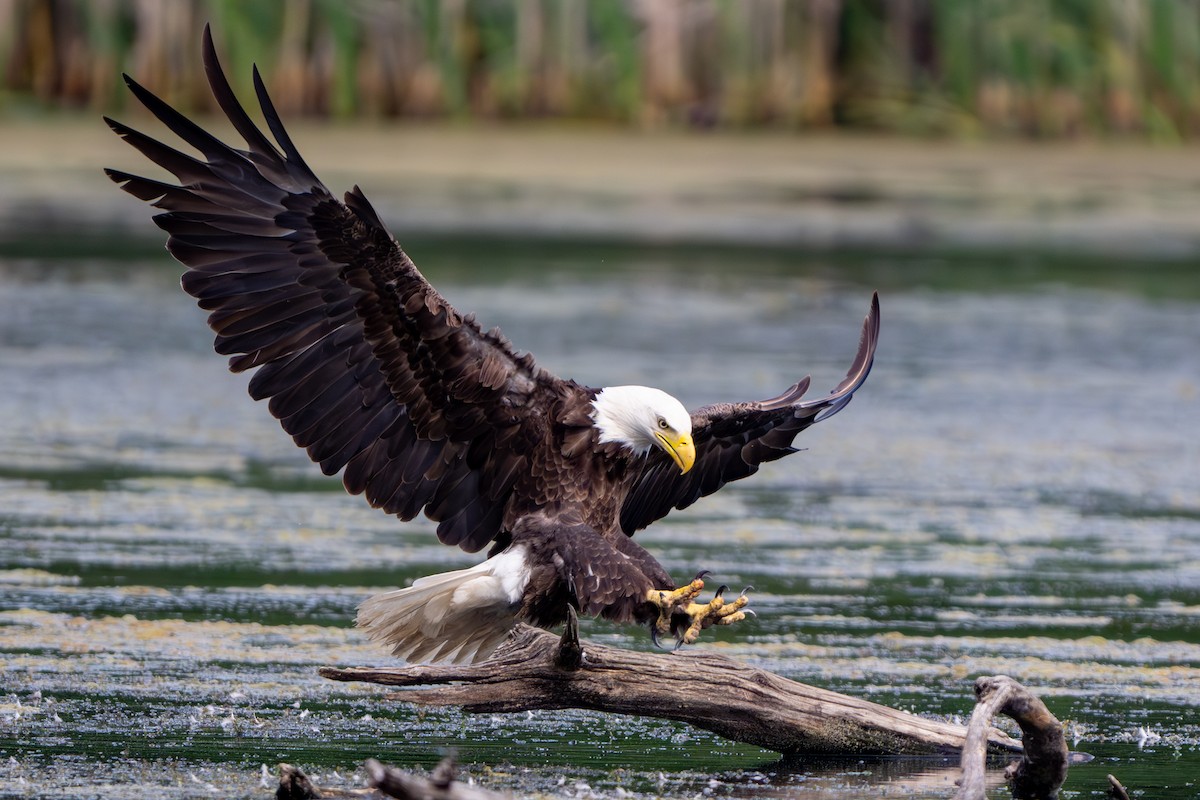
[646,576,706,635]
[645,577,752,647]
[678,593,750,644]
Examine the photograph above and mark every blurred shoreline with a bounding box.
[2,117,1199,258]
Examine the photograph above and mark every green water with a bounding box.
[1,240,1197,798]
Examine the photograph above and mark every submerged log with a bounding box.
[321,616,1021,757]
[366,757,508,800]
[954,676,1069,800]
[276,763,374,799]
[276,764,321,800]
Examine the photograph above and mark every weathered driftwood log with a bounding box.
[953,676,1069,800]
[321,618,1021,757]
[366,757,508,800]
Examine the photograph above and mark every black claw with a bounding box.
[714,584,728,599]
[555,605,583,670]
[693,569,711,582]
[650,627,666,650]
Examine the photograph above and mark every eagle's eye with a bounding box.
[657,417,669,430]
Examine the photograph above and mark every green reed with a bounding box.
[1,0,1198,138]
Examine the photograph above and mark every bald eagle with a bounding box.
[106,28,880,665]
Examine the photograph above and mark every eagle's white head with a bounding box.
[590,385,695,473]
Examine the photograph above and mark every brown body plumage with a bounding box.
[106,27,880,663]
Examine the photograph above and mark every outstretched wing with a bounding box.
[619,293,880,534]
[105,25,565,554]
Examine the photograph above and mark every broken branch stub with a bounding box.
[954,676,1070,800]
[1106,774,1132,800]
[321,623,1021,757]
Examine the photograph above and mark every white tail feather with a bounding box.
[356,547,530,665]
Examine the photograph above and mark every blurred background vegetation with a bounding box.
[2,0,1199,140]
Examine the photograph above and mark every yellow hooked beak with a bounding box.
[655,431,696,474]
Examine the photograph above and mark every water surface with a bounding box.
[1,240,1197,798]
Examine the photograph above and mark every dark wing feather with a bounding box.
[106,25,569,553]
[620,292,880,534]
